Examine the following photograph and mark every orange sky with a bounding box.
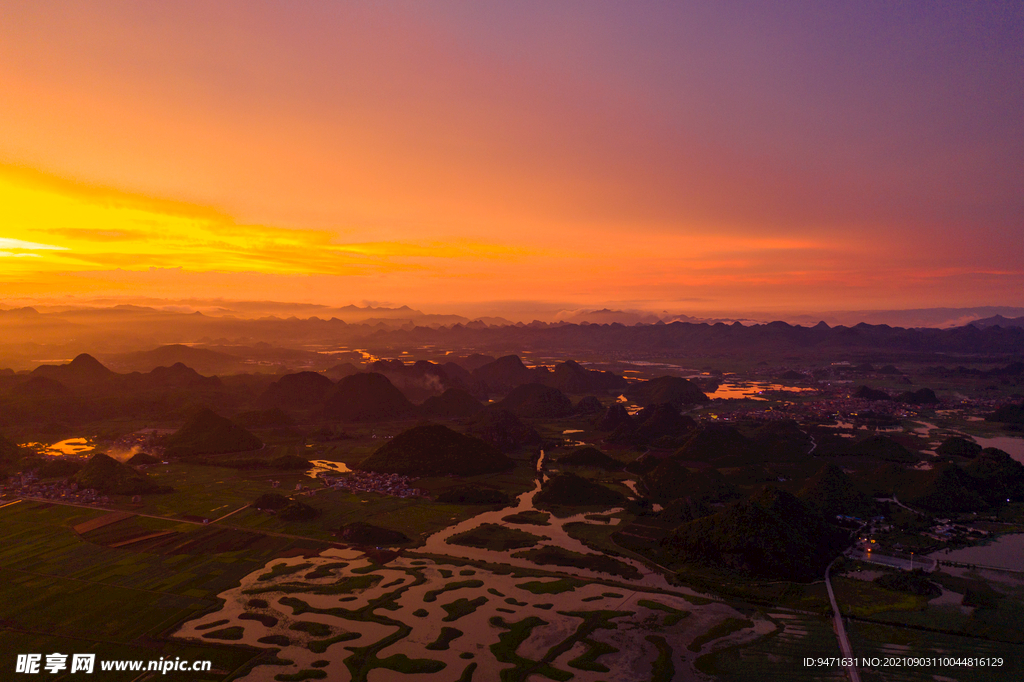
[1,2,1021,315]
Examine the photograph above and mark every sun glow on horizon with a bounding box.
[1,161,1019,311]
[0,164,531,282]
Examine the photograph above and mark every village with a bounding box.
[1,472,111,506]
[316,469,428,499]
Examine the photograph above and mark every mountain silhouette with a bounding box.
[667,486,847,581]
[322,373,416,422]
[465,407,541,451]
[358,423,513,477]
[547,360,626,393]
[626,375,709,407]
[33,354,116,386]
[74,453,164,495]
[498,383,575,418]
[418,388,484,419]
[534,472,628,509]
[471,355,537,391]
[165,407,263,457]
[258,371,334,410]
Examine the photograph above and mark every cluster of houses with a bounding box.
[1,473,110,505]
[926,519,990,542]
[320,470,427,499]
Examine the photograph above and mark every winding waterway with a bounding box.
[421,479,683,591]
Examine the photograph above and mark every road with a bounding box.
[848,548,936,572]
[825,557,861,682]
[876,495,925,516]
[9,495,222,525]
[806,432,817,455]
[3,496,327,544]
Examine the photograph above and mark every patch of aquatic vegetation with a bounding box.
[244,573,382,596]
[308,632,360,654]
[423,579,485,602]
[638,598,690,626]
[259,562,313,582]
[426,626,464,650]
[289,621,332,638]
[502,510,552,526]
[239,612,278,627]
[646,635,675,682]
[201,626,244,640]
[689,617,754,652]
[515,577,586,594]
[303,561,349,580]
[489,610,632,682]
[259,634,291,646]
[568,639,619,672]
[489,615,570,681]
[581,592,623,603]
[512,545,641,580]
[442,596,488,622]
[448,523,549,551]
[195,619,229,630]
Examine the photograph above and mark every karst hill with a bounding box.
[418,388,485,419]
[165,407,263,457]
[534,472,628,509]
[556,446,622,470]
[322,372,416,422]
[465,407,541,451]
[32,353,116,387]
[257,371,335,410]
[798,464,874,518]
[666,486,848,581]
[74,453,165,495]
[498,383,575,419]
[626,375,710,407]
[357,423,514,477]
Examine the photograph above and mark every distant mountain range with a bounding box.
[969,315,1024,329]
[2,304,1024,370]
[779,306,1024,329]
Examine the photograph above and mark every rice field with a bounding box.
[0,501,326,680]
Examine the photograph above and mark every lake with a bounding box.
[38,438,95,456]
[972,436,1024,465]
[930,533,1024,572]
[707,381,816,401]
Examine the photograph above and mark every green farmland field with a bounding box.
[0,501,324,681]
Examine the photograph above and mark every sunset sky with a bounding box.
[1,1,1022,316]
